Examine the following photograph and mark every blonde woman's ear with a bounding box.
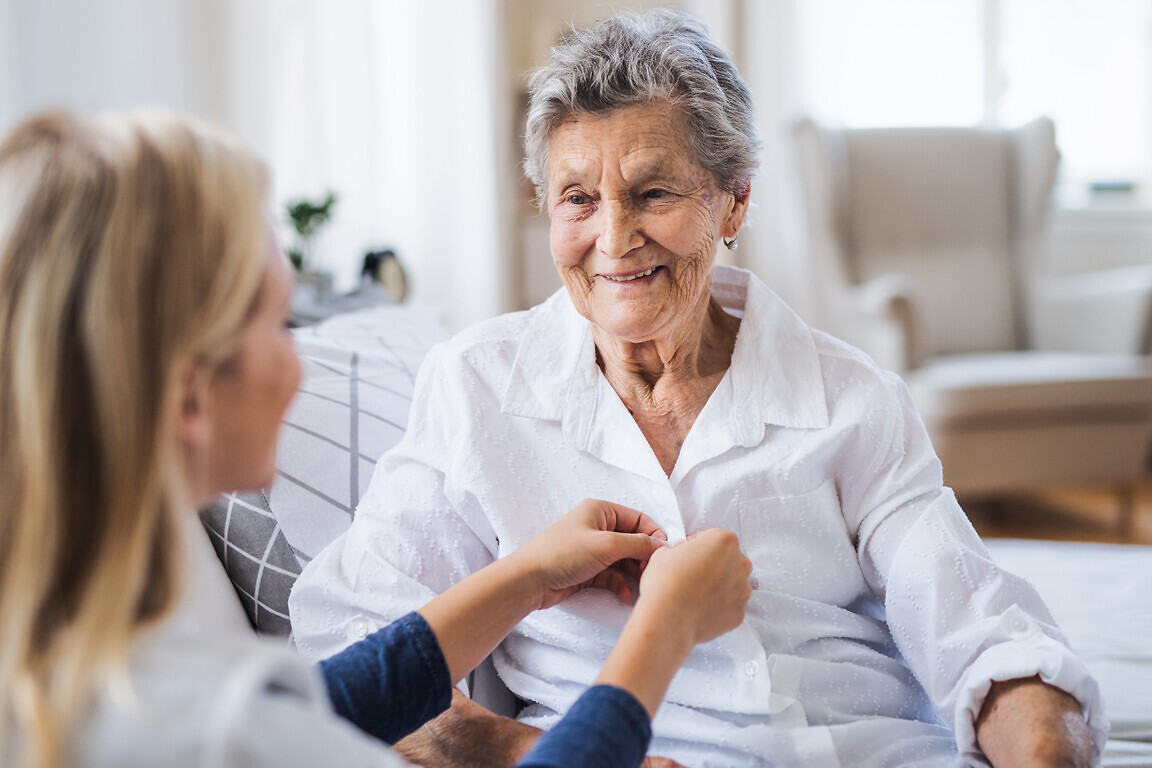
[175,364,213,450]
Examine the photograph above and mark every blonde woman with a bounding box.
[0,109,752,768]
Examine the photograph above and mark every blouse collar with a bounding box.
[501,265,830,454]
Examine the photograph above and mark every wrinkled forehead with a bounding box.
[546,104,707,186]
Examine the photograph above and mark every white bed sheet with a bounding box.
[984,538,1152,766]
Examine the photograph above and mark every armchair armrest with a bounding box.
[822,273,928,374]
[1030,265,1152,354]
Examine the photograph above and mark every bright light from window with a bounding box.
[1000,0,1152,195]
[798,0,1152,202]
[799,0,984,127]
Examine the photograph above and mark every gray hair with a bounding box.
[523,8,760,206]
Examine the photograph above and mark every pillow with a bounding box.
[199,304,449,635]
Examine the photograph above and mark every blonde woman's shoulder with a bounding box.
[69,616,408,767]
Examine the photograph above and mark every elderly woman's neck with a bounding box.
[594,297,739,475]
[594,298,739,399]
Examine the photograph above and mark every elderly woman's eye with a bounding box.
[644,188,668,200]
[566,193,590,205]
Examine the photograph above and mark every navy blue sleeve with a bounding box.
[516,685,652,768]
[318,611,452,745]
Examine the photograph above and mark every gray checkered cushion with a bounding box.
[200,491,300,635]
[198,304,448,635]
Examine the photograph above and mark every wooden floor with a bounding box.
[963,478,1152,545]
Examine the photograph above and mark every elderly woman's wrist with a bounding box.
[975,677,1092,768]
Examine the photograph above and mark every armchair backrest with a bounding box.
[794,117,1060,358]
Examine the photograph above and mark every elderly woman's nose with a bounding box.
[597,201,642,257]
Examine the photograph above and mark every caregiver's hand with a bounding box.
[639,529,751,646]
[419,499,665,685]
[510,498,668,609]
[596,529,752,717]
[403,520,732,768]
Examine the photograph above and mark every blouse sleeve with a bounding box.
[319,611,453,745]
[842,370,1108,766]
[516,685,652,768]
[289,344,499,663]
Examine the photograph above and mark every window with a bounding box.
[797,0,1152,204]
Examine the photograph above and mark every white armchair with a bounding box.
[793,117,1152,499]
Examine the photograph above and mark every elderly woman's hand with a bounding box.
[976,676,1093,768]
[395,692,691,768]
[510,498,668,610]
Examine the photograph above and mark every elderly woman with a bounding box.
[291,10,1104,768]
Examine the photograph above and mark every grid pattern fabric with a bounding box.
[198,304,448,635]
[200,491,299,635]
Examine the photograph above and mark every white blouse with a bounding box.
[290,266,1107,768]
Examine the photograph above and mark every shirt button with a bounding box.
[745,661,759,676]
[350,620,371,639]
[1007,615,1030,637]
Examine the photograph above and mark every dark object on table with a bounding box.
[290,249,408,326]
[362,248,408,303]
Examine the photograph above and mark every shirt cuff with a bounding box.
[952,605,1109,768]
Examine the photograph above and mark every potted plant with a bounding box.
[285,192,338,275]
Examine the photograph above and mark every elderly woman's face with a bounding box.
[546,102,744,345]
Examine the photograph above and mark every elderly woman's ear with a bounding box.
[721,183,751,240]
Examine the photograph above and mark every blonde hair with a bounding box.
[0,109,269,767]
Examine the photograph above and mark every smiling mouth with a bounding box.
[602,266,660,283]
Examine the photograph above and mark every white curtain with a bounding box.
[729,0,812,321]
[220,0,509,330]
[1,0,220,126]
[1,0,509,332]
[0,0,20,132]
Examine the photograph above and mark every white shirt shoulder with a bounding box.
[69,621,406,768]
[59,518,412,768]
